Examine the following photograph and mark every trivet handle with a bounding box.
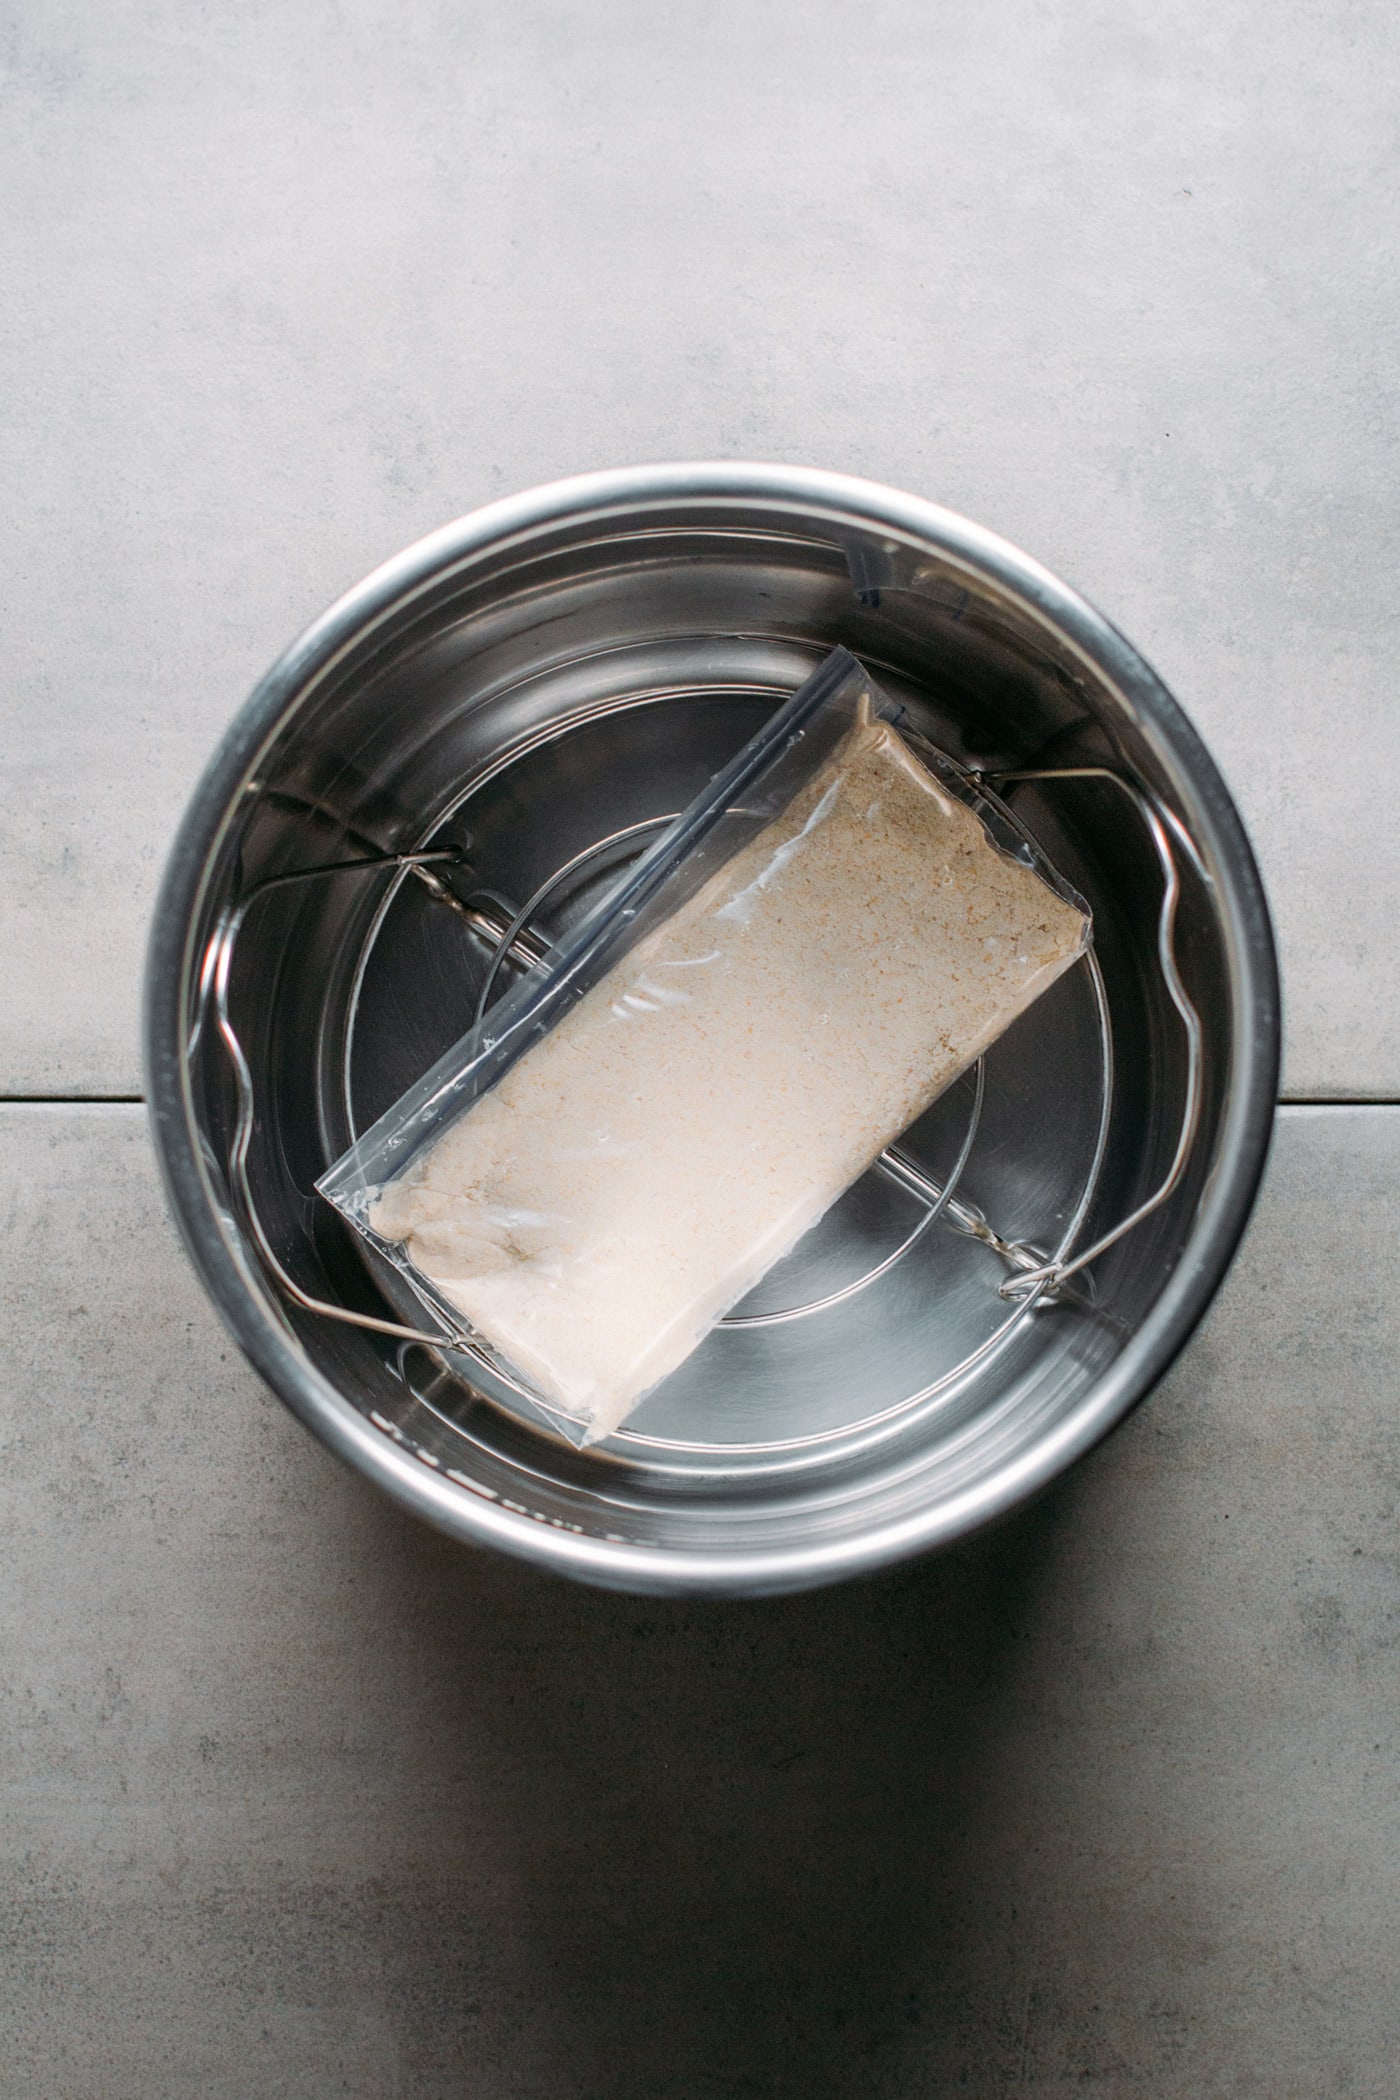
[194,849,477,1352]
[978,767,1205,1300]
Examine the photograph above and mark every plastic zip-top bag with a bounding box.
[318,648,1091,1446]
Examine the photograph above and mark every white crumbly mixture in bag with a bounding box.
[370,712,1088,1441]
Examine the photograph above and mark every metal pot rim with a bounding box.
[145,462,1281,1595]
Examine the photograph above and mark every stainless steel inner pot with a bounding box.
[146,464,1279,1596]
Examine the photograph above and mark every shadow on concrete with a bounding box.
[335,1473,1089,2099]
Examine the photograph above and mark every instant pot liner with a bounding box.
[148,466,1278,1594]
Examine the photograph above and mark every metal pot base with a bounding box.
[338,676,1114,1486]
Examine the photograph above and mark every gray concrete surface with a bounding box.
[6,4,1400,2093]
[3,1102,1399,2097]
[4,0,1400,1097]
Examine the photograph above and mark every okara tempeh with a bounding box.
[370,714,1089,1441]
